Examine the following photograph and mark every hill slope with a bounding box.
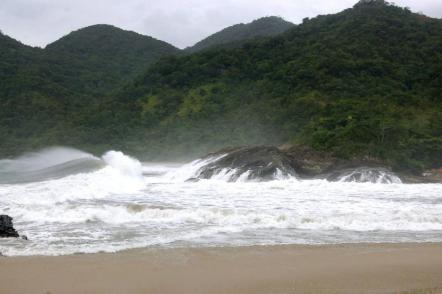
[45,24,180,95]
[0,32,70,152]
[186,16,294,53]
[1,1,441,172]
[0,26,180,154]
[100,0,442,171]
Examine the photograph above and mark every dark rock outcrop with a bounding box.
[189,145,442,183]
[401,168,442,184]
[281,145,337,177]
[282,145,390,178]
[0,215,19,238]
[189,145,412,183]
[194,146,297,182]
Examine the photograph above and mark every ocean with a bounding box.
[1,147,441,256]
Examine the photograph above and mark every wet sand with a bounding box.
[0,243,441,294]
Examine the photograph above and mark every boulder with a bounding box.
[0,215,19,238]
[194,146,297,182]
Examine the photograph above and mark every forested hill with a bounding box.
[0,26,180,154]
[0,17,296,157]
[0,31,39,83]
[1,0,441,173]
[186,16,294,52]
[44,25,180,95]
[102,0,441,171]
[0,25,180,96]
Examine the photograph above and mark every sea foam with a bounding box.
[0,147,441,256]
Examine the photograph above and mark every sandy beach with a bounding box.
[0,243,441,294]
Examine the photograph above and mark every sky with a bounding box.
[0,0,441,49]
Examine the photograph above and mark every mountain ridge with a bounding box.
[0,24,181,154]
[43,24,181,95]
[0,17,295,156]
[185,16,295,52]
[99,2,442,172]
[1,3,441,174]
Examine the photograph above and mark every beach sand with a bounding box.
[0,243,441,294]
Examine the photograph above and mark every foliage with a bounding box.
[185,17,294,53]
[101,1,442,171]
[0,25,180,155]
[0,2,441,173]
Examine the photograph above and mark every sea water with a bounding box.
[0,147,441,256]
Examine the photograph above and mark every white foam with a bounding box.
[102,151,143,179]
[0,150,145,206]
[1,152,441,256]
[337,168,402,184]
[164,154,226,181]
[164,155,296,182]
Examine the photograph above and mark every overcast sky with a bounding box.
[0,0,441,49]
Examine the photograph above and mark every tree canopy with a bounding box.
[0,4,441,173]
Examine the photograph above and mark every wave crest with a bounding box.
[0,147,103,184]
[0,147,144,184]
[102,151,142,178]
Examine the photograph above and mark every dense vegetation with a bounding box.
[99,0,442,171]
[0,25,180,154]
[1,1,441,173]
[0,18,294,156]
[186,17,294,52]
[44,25,180,95]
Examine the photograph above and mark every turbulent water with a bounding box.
[0,147,441,256]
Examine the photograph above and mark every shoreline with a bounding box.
[2,241,442,258]
[1,242,441,293]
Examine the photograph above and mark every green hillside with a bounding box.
[0,32,69,152]
[44,24,180,95]
[1,0,441,173]
[99,0,442,171]
[186,16,294,52]
[0,26,180,154]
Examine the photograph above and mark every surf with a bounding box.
[0,147,145,185]
[0,146,441,257]
[0,147,103,184]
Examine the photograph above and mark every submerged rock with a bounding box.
[326,167,402,184]
[194,146,297,182]
[0,215,19,238]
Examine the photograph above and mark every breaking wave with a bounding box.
[164,155,227,181]
[1,146,441,256]
[165,155,295,182]
[166,156,402,184]
[0,147,103,184]
[0,147,144,185]
[102,150,143,179]
[329,167,402,184]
